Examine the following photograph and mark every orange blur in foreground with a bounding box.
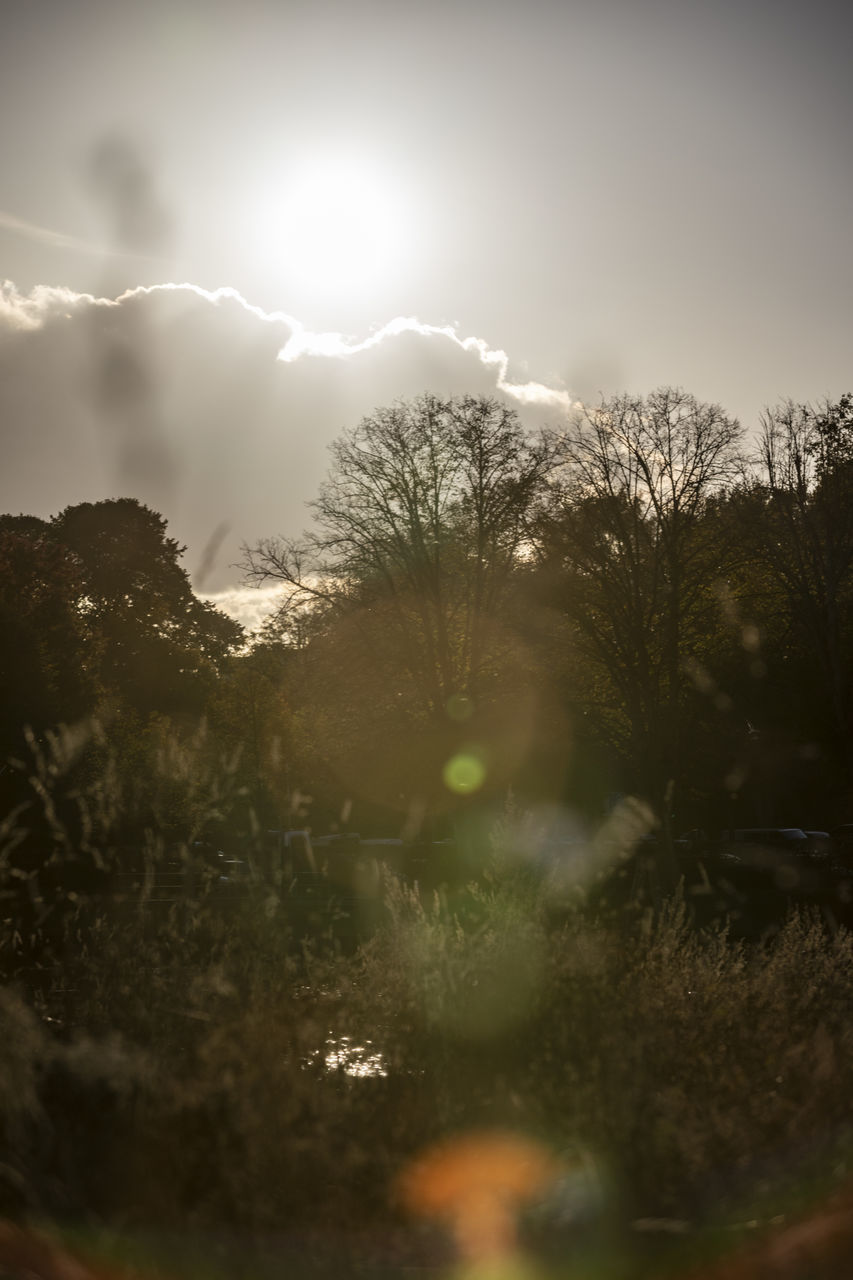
[398,1131,560,1264]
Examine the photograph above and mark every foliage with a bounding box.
[738,397,853,772]
[2,684,853,1274]
[0,502,249,930]
[8,385,853,1276]
[3,798,853,1273]
[243,393,555,709]
[0,517,95,744]
[205,638,295,827]
[242,394,558,821]
[52,498,244,714]
[531,388,742,822]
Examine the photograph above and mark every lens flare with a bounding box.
[398,1131,560,1265]
[443,750,487,794]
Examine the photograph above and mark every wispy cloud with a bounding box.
[0,208,161,262]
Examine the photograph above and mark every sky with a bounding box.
[2,0,852,614]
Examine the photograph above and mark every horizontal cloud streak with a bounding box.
[0,208,163,263]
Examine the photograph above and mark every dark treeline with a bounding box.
[2,388,853,868]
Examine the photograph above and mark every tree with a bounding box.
[0,517,95,750]
[242,395,556,820]
[244,395,554,716]
[534,387,742,838]
[0,500,245,851]
[0,499,244,745]
[738,395,853,777]
[206,636,297,829]
[0,502,246,944]
[52,498,243,714]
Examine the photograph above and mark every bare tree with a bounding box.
[746,395,853,767]
[242,394,555,720]
[537,387,742,838]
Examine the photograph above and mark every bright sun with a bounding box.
[253,157,405,299]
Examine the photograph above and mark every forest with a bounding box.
[3,387,853,1279]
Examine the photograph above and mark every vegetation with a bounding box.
[2,808,853,1277]
[3,388,853,1276]
[4,391,853,845]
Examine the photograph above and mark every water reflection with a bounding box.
[306,1034,388,1078]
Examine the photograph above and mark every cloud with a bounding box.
[0,209,105,256]
[278,313,578,414]
[0,279,113,330]
[79,281,578,413]
[1,138,172,280]
[0,279,577,597]
[199,584,290,634]
[0,209,162,266]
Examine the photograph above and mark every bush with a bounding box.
[4,741,853,1274]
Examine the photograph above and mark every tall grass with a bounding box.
[3,727,853,1275]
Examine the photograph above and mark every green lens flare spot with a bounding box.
[443,751,487,794]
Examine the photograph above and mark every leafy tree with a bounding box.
[206,636,297,829]
[0,500,245,878]
[0,516,95,750]
[52,498,243,714]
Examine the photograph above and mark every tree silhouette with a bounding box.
[242,395,556,820]
[53,498,243,714]
[244,394,554,715]
[738,395,853,775]
[0,516,94,750]
[535,388,742,845]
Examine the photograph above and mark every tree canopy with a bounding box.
[0,499,243,747]
[5,388,853,851]
[532,388,743,824]
[243,394,556,715]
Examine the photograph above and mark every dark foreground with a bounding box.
[4,840,853,1280]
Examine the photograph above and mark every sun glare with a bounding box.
[251,156,405,298]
